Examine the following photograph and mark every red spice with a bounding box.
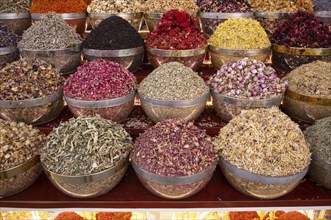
[146,9,207,50]
[96,212,132,220]
[229,211,260,220]
[54,212,86,220]
[30,0,87,13]
[277,211,310,220]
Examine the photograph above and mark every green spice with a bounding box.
[250,0,313,12]
[0,0,31,13]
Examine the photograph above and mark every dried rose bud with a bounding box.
[199,0,252,13]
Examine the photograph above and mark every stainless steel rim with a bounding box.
[147,46,207,57]
[41,156,129,184]
[254,12,294,19]
[64,91,136,108]
[83,46,144,57]
[88,12,143,19]
[211,90,283,107]
[144,13,164,19]
[138,92,209,108]
[199,12,254,19]
[312,154,331,171]
[132,160,216,185]
[209,45,270,56]
[31,13,87,20]
[0,156,39,180]
[0,46,17,55]
[271,44,331,56]
[19,44,82,54]
[219,157,308,185]
[285,90,331,106]
[0,12,30,19]
[0,91,63,108]
[313,11,331,18]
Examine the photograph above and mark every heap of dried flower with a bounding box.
[199,0,252,12]
[142,0,198,13]
[249,0,313,12]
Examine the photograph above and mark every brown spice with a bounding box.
[30,0,87,13]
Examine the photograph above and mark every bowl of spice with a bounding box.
[208,58,287,122]
[82,16,145,73]
[0,23,20,68]
[64,59,137,122]
[146,10,207,71]
[271,11,331,74]
[198,0,253,38]
[0,58,65,125]
[18,13,83,75]
[131,119,218,199]
[305,117,331,190]
[314,11,331,28]
[138,62,209,123]
[0,119,45,198]
[208,18,271,70]
[282,61,331,123]
[213,107,311,199]
[41,115,132,198]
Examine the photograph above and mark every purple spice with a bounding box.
[64,59,137,100]
[0,23,19,47]
[199,0,252,12]
[130,119,218,176]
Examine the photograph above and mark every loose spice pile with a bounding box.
[54,212,86,220]
[87,0,142,13]
[146,10,206,49]
[0,23,19,47]
[142,0,198,13]
[83,16,144,50]
[64,59,137,100]
[208,58,287,98]
[199,0,252,12]
[0,0,31,13]
[283,61,331,98]
[131,119,217,176]
[0,58,65,100]
[41,115,132,175]
[249,0,313,12]
[304,117,331,162]
[312,0,331,11]
[18,13,82,50]
[272,11,331,48]
[208,18,270,49]
[29,0,87,13]
[213,107,311,176]
[138,62,209,100]
[0,119,45,171]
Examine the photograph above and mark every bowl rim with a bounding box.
[88,12,143,19]
[219,156,309,185]
[64,90,136,108]
[0,90,63,108]
[138,92,209,108]
[19,43,82,53]
[83,46,144,57]
[0,155,39,180]
[271,44,331,55]
[144,12,198,19]
[146,46,207,57]
[311,154,331,171]
[210,90,284,107]
[313,11,331,17]
[41,156,129,184]
[199,11,254,19]
[131,159,217,185]
[254,11,294,18]
[0,46,17,55]
[284,89,331,106]
[30,13,87,20]
[208,45,271,55]
[0,12,30,19]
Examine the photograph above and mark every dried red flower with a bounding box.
[277,211,310,220]
[229,211,260,220]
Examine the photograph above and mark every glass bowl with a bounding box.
[0,91,64,125]
[271,44,331,74]
[0,155,42,198]
[144,13,163,32]
[0,12,31,35]
[83,46,144,72]
[282,89,331,123]
[309,154,331,190]
[19,44,82,75]
[219,157,309,199]
[0,46,19,68]
[41,157,129,198]
[88,12,143,31]
[254,12,293,37]
[208,45,270,70]
[30,13,87,36]
[131,160,217,199]
[138,92,209,123]
[199,12,254,38]
[64,91,136,123]
[146,46,207,71]
[211,90,283,122]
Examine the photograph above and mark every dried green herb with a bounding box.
[0,0,31,13]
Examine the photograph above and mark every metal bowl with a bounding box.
[139,92,209,123]
[199,12,254,38]
[254,12,293,37]
[0,46,19,68]
[144,13,163,32]
[64,91,136,123]
[19,44,82,75]
[271,44,331,74]
[0,12,31,35]
[147,46,207,71]
[211,90,283,122]
[131,160,217,199]
[219,157,308,199]
[309,154,331,190]
[42,157,129,198]
[0,156,42,198]
[282,89,331,123]
[209,46,270,70]
[88,12,143,30]
[83,46,144,72]
[314,11,331,25]
[0,91,64,125]
[30,13,87,36]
